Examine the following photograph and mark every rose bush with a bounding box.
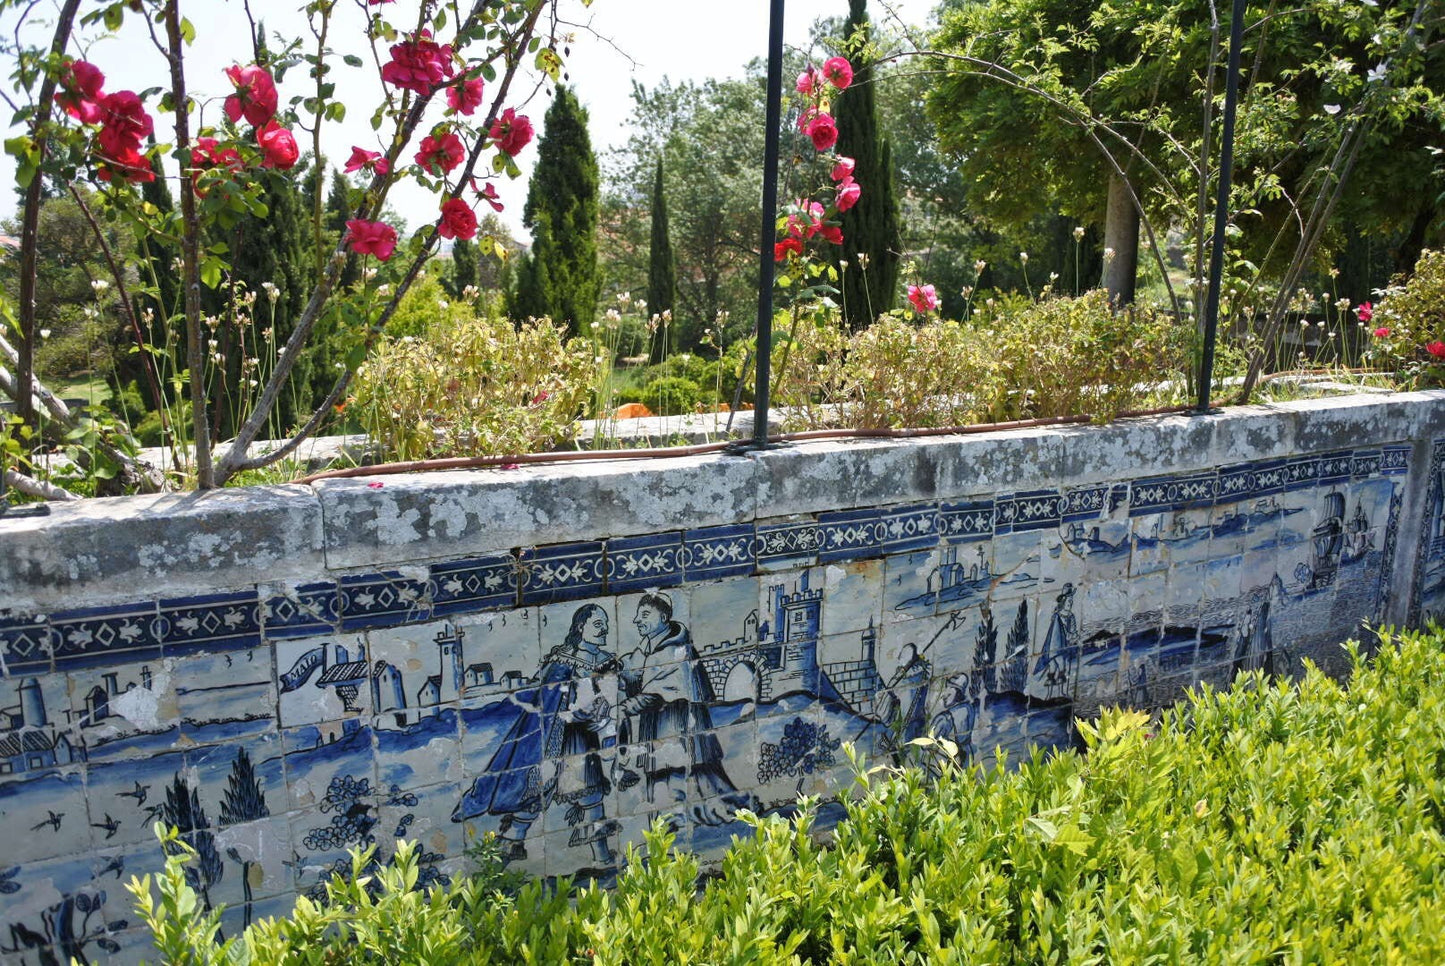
[3,0,561,492]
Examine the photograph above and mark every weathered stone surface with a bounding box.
[0,485,323,613]
[316,452,758,571]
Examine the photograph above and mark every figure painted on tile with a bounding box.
[928,672,977,762]
[1031,583,1079,702]
[875,642,932,757]
[457,603,620,867]
[1231,598,1274,675]
[618,593,750,823]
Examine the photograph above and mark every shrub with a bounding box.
[635,375,701,415]
[136,628,1445,964]
[773,290,1187,430]
[1369,249,1445,388]
[351,308,599,462]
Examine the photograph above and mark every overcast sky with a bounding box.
[0,0,936,240]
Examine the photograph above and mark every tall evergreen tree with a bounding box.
[646,157,676,359]
[832,0,901,329]
[324,170,361,291]
[514,87,599,336]
[449,237,480,299]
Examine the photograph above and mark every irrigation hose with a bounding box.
[290,404,1196,486]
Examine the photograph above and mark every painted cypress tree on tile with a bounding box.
[514,87,599,336]
[832,0,900,329]
[646,158,676,360]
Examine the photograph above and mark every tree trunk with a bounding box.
[1101,171,1139,305]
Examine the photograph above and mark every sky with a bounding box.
[0,0,937,242]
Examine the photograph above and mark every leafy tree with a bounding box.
[830,0,901,327]
[514,86,599,336]
[927,0,1445,310]
[646,157,676,358]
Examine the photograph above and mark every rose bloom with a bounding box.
[191,137,242,170]
[831,156,855,181]
[835,176,861,212]
[489,109,534,156]
[1355,300,1374,323]
[1373,326,1391,339]
[817,224,844,245]
[438,197,478,240]
[416,131,465,174]
[806,113,838,151]
[822,57,853,90]
[96,90,153,156]
[344,145,391,175]
[446,77,485,116]
[257,120,299,169]
[97,143,154,184]
[55,59,105,124]
[774,237,804,261]
[795,67,821,95]
[224,64,278,126]
[907,283,940,314]
[381,31,455,95]
[346,219,398,261]
[1428,341,1445,360]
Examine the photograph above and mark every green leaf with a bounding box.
[179,17,195,45]
[343,54,364,68]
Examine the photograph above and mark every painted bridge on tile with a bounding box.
[4,392,1445,965]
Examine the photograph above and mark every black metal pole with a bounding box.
[753,0,785,447]
[1197,0,1247,413]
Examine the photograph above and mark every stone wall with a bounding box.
[3,392,1445,964]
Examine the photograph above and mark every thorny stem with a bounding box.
[162,0,213,487]
[14,0,82,437]
[67,187,178,471]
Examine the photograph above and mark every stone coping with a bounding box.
[4,391,1443,614]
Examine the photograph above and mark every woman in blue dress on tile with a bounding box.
[453,603,620,868]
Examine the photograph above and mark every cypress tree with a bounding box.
[646,157,676,359]
[515,87,599,335]
[449,237,480,299]
[324,169,361,290]
[832,0,901,330]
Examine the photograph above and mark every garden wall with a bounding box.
[5,391,1445,964]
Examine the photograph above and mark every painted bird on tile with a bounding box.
[98,855,125,879]
[91,813,121,839]
[116,780,150,804]
[30,810,63,832]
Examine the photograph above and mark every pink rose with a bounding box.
[223,64,278,127]
[346,219,398,261]
[55,59,105,124]
[835,176,861,212]
[438,197,478,240]
[1428,341,1445,360]
[380,30,455,95]
[416,130,465,175]
[817,224,843,245]
[489,109,533,156]
[96,143,154,184]
[191,137,242,171]
[907,284,939,314]
[344,146,391,175]
[96,90,153,157]
[446,77,485,116]
[831,156,855,181]
[795,67,820,95]
[806,113,838,151]
[256,120,299,170]
[1355,301,1374,323]
[823,57,853,90]
[1373,326,1391,339]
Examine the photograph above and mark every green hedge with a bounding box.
[137,628,1445,964]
